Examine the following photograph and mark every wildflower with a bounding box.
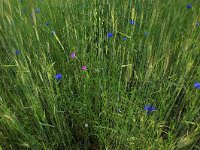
[144,104,156,114]
[194,82,200,89]
[45,22,49,26]
[196,22,200,27]
[81,66,87,70]
[35,8,40,14]
[85,123,88,128]
[70,51,76,59]
[15,50,20,55]
[144,32,149,37]
[186,4,192,9]
[107,33,113,37]
[55,73,62,80]
[130,19,135,25]
[123,37,127,41]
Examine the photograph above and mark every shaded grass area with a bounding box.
[0,0,200,149]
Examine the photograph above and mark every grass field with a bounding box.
[0,0,200,149]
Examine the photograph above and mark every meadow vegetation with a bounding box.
[0,0,200,149]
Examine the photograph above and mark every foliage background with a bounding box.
[0,0,200,149]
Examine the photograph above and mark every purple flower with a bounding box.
[107,33,113,37]
[130,19,135,25]
[123,37,127,41]
[186,4,192,9]
[15,50,20,55]
[144,104,156,115]
[70,52,76,58]
[196,22,200,27]
[194,82,200,89]
[81,66,87,70]
[55,73,62,80]
[35,8,40,14]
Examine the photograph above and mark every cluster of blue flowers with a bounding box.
[17,2,200,116]
[107,19,149,41]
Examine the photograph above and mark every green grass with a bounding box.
[0,0,200,149]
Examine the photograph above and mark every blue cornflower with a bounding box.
[45,22,49,26]
[144,104,156,114]
[35,8,40,14]
[107,33,113,37]
[186,4,192,9]
[15,50,20,55]
[196,22,200,27]
[194,82,200,89]
[123,37,127,41]
[55,73,62,80]
[130,19,135,25]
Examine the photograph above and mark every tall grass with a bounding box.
[0,0,200,149]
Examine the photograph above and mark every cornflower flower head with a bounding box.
[107,33,113,37]
[130,19,135,25]
[186,4,192,9]
[144,104,156,115]
[81,66,87,70]
[15,50,20,55]
[123,37,127,41]
[196,22,200,27]
[194,82,200,89]
[70,51,76,59]
[35,8,41,14]
[55,73,62,80]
